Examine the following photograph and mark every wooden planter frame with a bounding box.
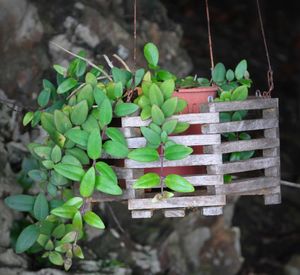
[97,97,281,219]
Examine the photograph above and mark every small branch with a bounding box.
[112,54,131,72]
[281,180,300,189]
[66,83,86,100]
[103,55,114,69]
[160,145,164,195]
[107,204,125,233]
[50,42,113,81]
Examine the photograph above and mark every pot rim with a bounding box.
[177,85,218,93]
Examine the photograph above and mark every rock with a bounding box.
[0,201,15,247]
[0,268,23,275]
[285,255,300,275]
[0,248,28,268]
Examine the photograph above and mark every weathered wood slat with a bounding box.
[202,118,278,134]
[126,175,223,188]
[128,195,226,210]
[238,186,280,196]
[125,154,222,169]
[131,210,153,219]
[122,113,219,128]
[204,138,279,154]
[214,177,280,195]
[114,167,144,180]
[202,207,223,216]
[207,156,279,174]
[127,134,220,148]
[164,209,186,218]
[201,98,278,112]
[264,192,281,205]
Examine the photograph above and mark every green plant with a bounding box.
[212,60,254,183]
[129,43,195,200]
[5,50,140,270]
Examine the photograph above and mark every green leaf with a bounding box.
[85,72,97,87]
[31,110,41,127]
[173,121,190,134]
[220,112,232,122]
[239,132,251,140]
[71,100,88,126]
[220,91,232,101]
[87,129,102,160]
[51,206,77,219]
[83,211,105,229]
[54,110,72,134]
[23,112,34,126]
[165,174,195,193]
[42,160,54,169]
[77,84,94,108]
[164,144,193,160]
[140,106,151,120]
[65,128,89,147]
[52,224,66,239]
[80,167,95,197]
[160,79,175,99]
[175,98,188,113]
[76,59,87,78]
[235,60,247,80]
[49,171,69,186]
[66,148,89,165]
[226,69,235,81]
[93,87,106,106]
[232,111,243,121]
[54,163,85,181]
[111,67,132,86]
[33,146,52,159]
[63,197,83,209]
[231,85,248,101]
[212,63,226,83]
[151,105,165,125]
[51,145,62,163]
[49,251,64,266]
[73,245,84,259]
[106,127,126,145]
[53,64,67,76]
[95,175,122,195]
[134,68,145,87]
[162,119,177,134]
[137,95,150,108]
[114,103,139,117]
[149,84,164,106]
[229,152,241,162]
[61,231,77,243]
[99,97,112,128]
[103,140,129,158]
[28,170,47,182]
[144,42,159,67]
[38,89,51,107]
[73,211,83,230]
[95,161,118,185]
[4,195,35,212]
[16,224,39,253]
[128,147,160,162]
[133,173,160,189]
[33,193,49,221]
[224,174,232,184]
[82,115,100,133]
[161,97,178,117]
[156,70,176,81]
[57,78,77,94]
[240,150,255,160]
[141,126,161,146]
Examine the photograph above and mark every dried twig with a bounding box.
[112,54,132,72]
[50,42,113,81]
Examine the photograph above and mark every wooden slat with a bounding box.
[120,127,141,138]
[127,134,220,148]
[114,167,144,180]
[122,113,219,128]
[202,118,278,134]
[126,175,223,188]
[214,177,280,195]
[202,207,223,216]
[164,209,185,218]
[207,156,279,174]
[202,98,278,112]
[128,195,226,210]
[131,210,153,219]
[264,193,281,205]
[204,138,279,154]
[125,154,222,169]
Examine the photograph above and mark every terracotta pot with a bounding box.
[146,86,218,177]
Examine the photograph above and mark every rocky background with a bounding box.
[0,0,299,274]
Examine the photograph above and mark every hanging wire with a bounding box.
[133,0,137,71]
[256,0,274,98]
[205,0,215,71]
